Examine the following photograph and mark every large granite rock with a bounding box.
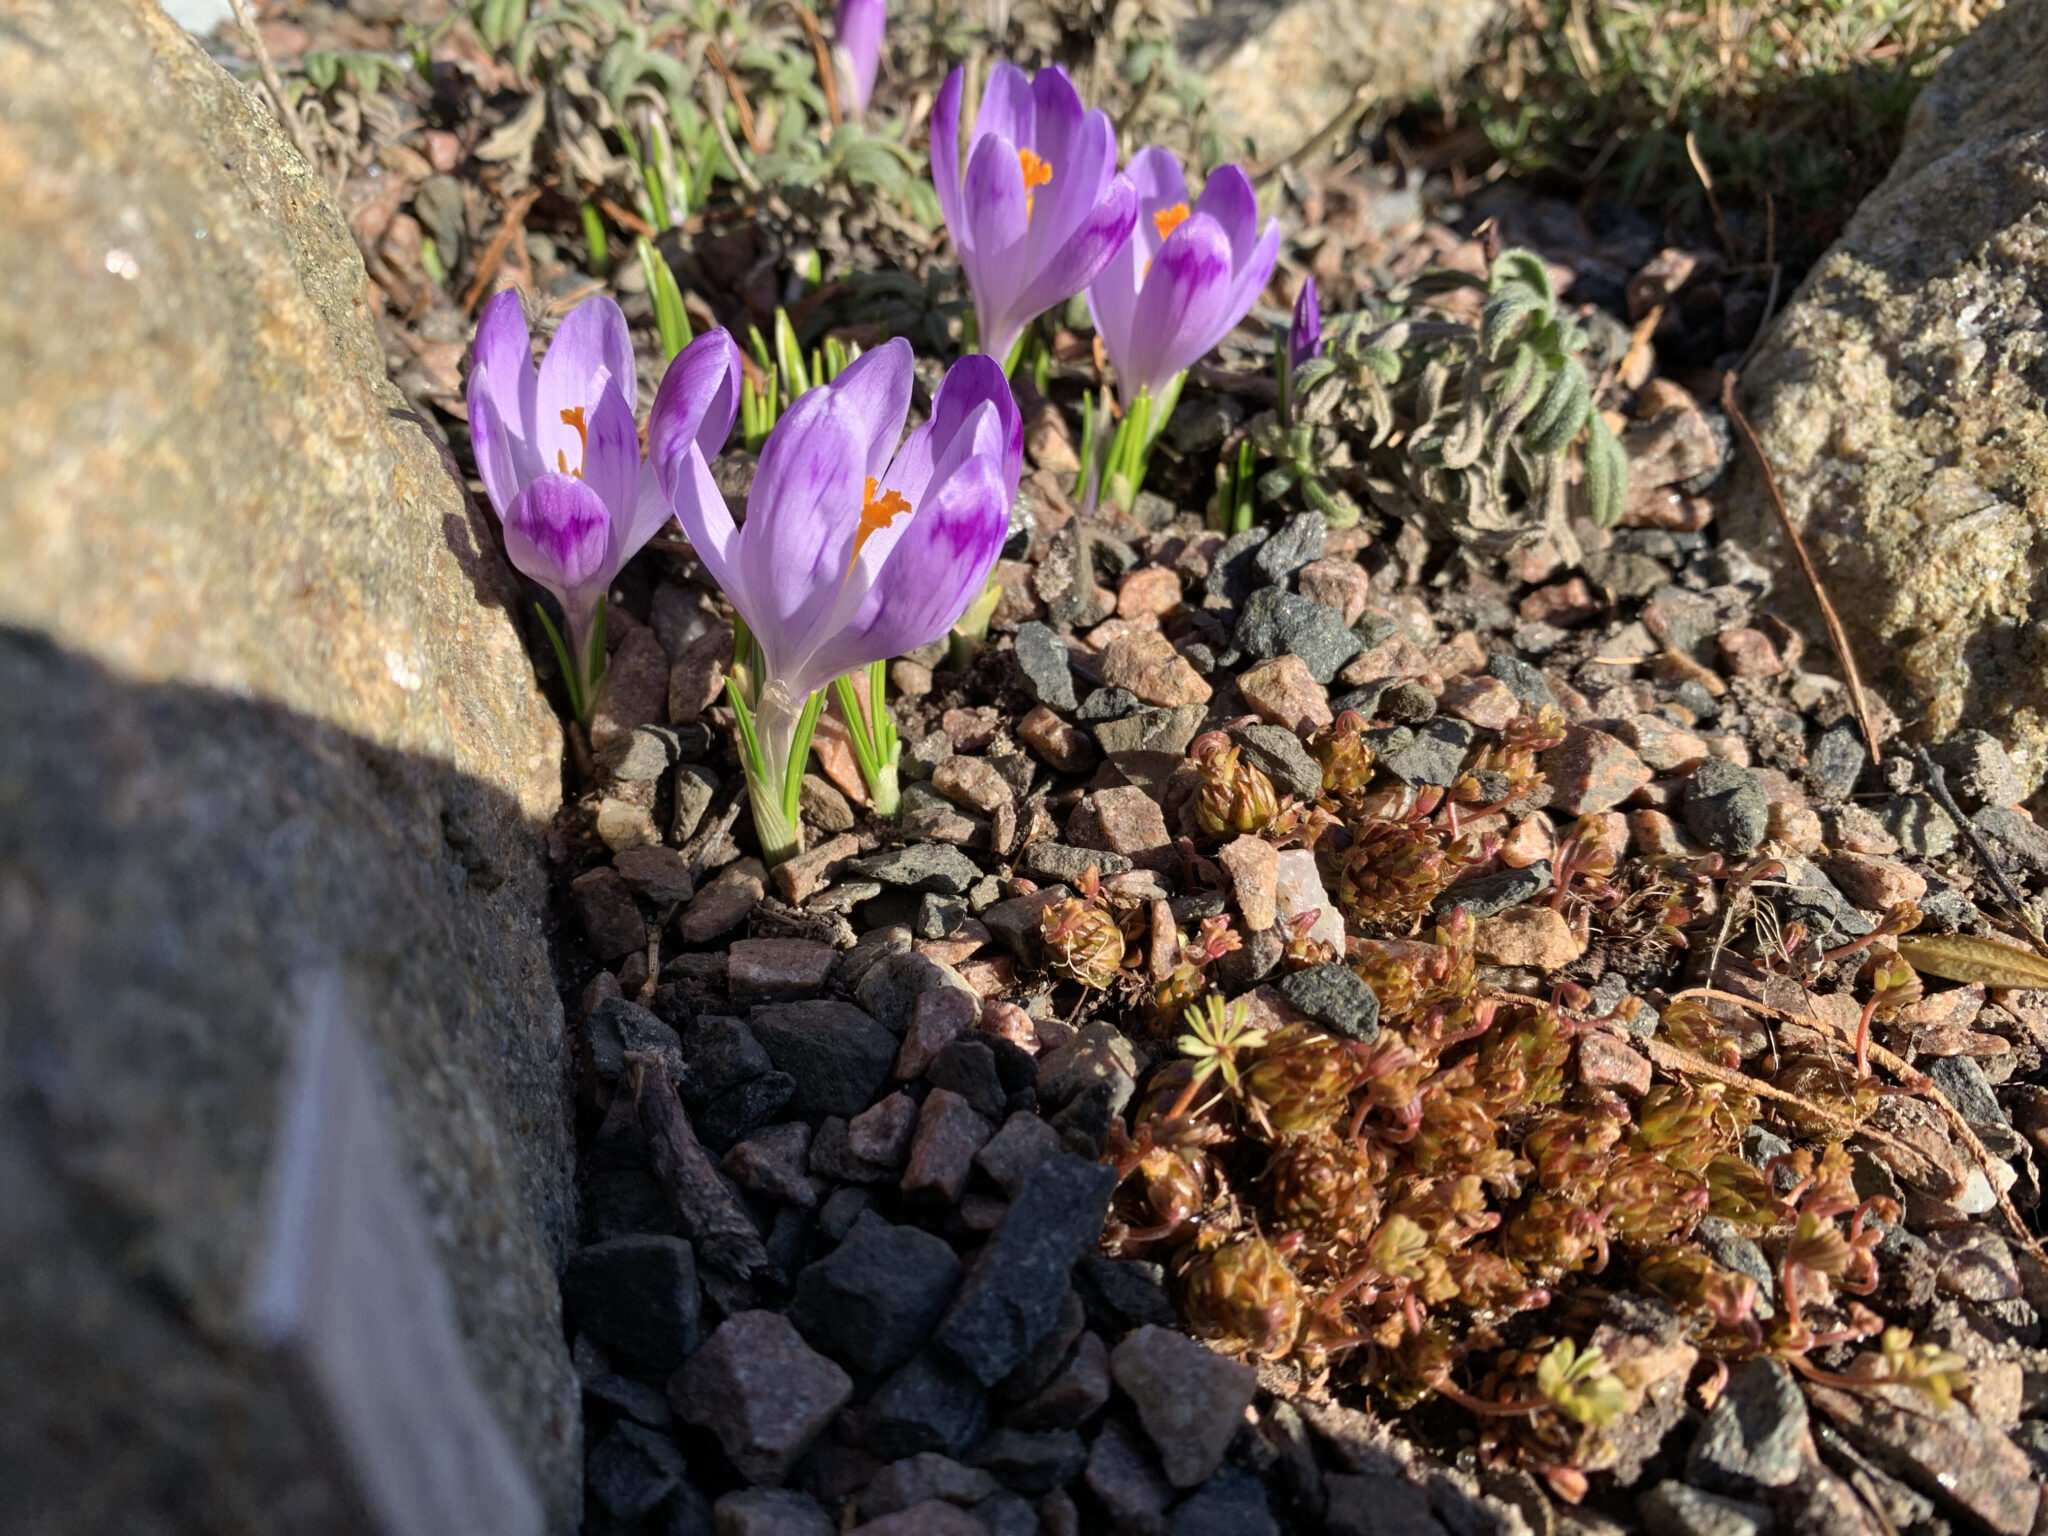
[1728,0,2048,790]
[1178,0,1507,160]
[0,2,577,1531]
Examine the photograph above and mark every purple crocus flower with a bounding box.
[835,0,885,115]
[663,337,1022,711]
[1086,147,1281,407]
[467,290,739,688]
[930,62,1138,365]
[1290,275,1322,371]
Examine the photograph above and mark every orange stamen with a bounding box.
[554,405,589,479]
[1018,147,1053,222]
[848,475,912,574]
[1144,203,1193,278]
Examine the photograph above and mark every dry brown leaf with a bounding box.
[1897,934,2048,990]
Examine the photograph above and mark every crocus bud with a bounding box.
[835,0,885,115]
[1289,274,1321,371]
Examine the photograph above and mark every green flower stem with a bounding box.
[833,659,902,818]
[534,596,607,726]
[729,674,823,867]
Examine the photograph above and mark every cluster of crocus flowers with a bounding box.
[468,291,738,722]
[929,65,1279,507]
[663,339,1022,862]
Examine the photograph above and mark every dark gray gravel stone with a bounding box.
[1639,1482,1771,1536]
[936,1154,1119,1386]
[856,950,980,1034]
[808,1116,893,1185]
[1488,654,1555,709]
[1685,758,1770,855]
[1277,964,1380,1042]
[700,1071,798,1147]
[866,1347,990,1460]
[587,1421,687,1521]
[1075,1256,1177,1334]
[1369,719,1473,785]
[749,1001,898,1117]
[1076,686,1143,722]
[1971,806,2048,878]
[676,1014,771,1104]
[916,893,971,940]
[1234,588,1364,683]
[1778,857,1873,945]
[849,844,984,894]
[1024,843,1132,883]
[1251,511,1326,587]
[1934,729,2025,810]
[928,1038,1009,1124]
[1035,1024,1139,1110]
[982,886,1070,968]
[1918,877,1973,932]
[562,1234,702,1371]
[1434,861,1552,918]
[1172,1468,1280,1536]
[587,997,686,1086]
[1330,681,1394,719]
[1014,623,1078,712]
[1353,612,1398,650]
[1806,724,1867,802]
[789,1218,965,1375]
[1881,794,1957,857]
[1229,722,1324,800]
[1692,1217,1775,1313]
[1092,704,1205,757]
[1929,1055,2006,1130]
[1381,681,1438,724]
[1203,526,1269,607]
[973,1428,1088,1495]
[1686,1358,1808,1494]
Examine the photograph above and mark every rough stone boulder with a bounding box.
[0,2,577,1531]
[1728,1,2048,790]
[1178,0,1507,160]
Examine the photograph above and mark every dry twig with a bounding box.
[461,187,543,314]
[1720,373,1883,767]
[784,3,843,131]
[227,0,318,169]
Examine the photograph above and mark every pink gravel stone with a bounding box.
[900,1088,994,1202]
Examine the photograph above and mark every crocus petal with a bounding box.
[1014,170,1135,323]
[502,473,613,612]
[931,66,966,239]
[835,0,885,113]
[1126,145,1192,258]
[1193,162,1261,268]
[1122,214,1234,397]
[1026,102,1116,261]
[467,289,540,519]
[962,130,1030,310]
[573,383,640,574]
[649,328,744,502]
[821,436,1010,676]
[536,295,636,423]
[972,61,1035,152]
[1223,217,1283,342]
[667,445,743,607]
[821,337,916,483]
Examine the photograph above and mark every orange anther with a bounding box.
[1018,147,1053,222]
[555,405,589,478]
[1153,202,1191,242]
[849,475,913,573]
